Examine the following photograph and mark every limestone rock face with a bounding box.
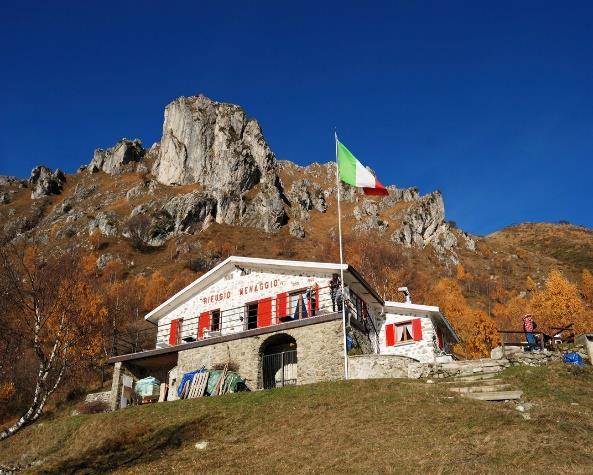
[89,139,145,174]
[353,199,389,233]
[162,192,218,234]
[29,166,66,199]
[289,221,305,239]
[392,191,446,248]
[241,185,288,232]
[153,95,276,191]
[389,191,465,261]
[88,212,118,237]
[287,179,327,220]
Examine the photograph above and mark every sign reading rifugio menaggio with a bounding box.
[200,278,282,306]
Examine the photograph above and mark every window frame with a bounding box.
[244,300,259,330]
[210,308,221,332]
[386,320,418,347]
[288,287,310,318]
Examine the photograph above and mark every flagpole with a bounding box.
[335,131,349,380]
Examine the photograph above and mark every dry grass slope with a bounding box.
[1,364,592,474]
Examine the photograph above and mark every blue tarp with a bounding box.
[563,352,584,366]
[177,368,206,397]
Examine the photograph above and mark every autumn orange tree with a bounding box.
[528,270,590,334]
[428,277,499,358]
[0,245,108,440]
[582,269,593,305]
[493,270,593,337]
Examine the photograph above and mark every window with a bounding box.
[350,291,363,321]
[396,321,414,343]
[349,291,369,321]
[289,289,310,319]
[385,319,423,346]
[211,309,221,332]
[245,302,258,330]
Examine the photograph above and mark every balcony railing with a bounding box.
[111,284,381,357]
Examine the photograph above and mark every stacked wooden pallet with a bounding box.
[184,371,210,399]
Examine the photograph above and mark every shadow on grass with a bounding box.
[38,418,206,474]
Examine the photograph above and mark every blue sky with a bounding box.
[1,1,591,235]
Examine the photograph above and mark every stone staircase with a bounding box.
[437,359,522,401]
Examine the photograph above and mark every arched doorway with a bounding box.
[260,334,297,389]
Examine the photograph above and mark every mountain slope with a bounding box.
[0,94,591,312]
[0,365,592,473]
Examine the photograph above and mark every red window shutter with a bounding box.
[385,323,395,346]
[412,319,423,341]
[257,298,272,328]
[198,312,210,339]
[437,327,443,349]
[276,292,287,323]
[169,319,180,345]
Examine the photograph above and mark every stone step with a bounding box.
[462,390,523,401]
[440,358,509,368]
[449,384,512,393]
[442,378,503,385]
[451,373,500,382]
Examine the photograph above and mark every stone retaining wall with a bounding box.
[178,319,346,389]
[348,354,430,379]
[85,391,111,405]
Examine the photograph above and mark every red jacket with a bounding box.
[523,315,535,332]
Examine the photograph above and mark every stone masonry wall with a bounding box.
[349,354,428,379]
[177,319,345,389]
[349,324,375,355]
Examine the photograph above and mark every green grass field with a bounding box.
[1,364,592,474]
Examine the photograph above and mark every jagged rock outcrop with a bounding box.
[287,179,327,220]
[241,185,288,232]
[289,221,305,239]
[0,192,12,204]
[391,191,447,248]
[29,166,66,199]
[126,180,158,201]
[153,95,277,190]
[150,95,287,233]
[0,176,25,187]
[89,139,145,174]
[353,200,389,233]
[389,191,475,259]
[88,212,118,237]
[162,192,218,234]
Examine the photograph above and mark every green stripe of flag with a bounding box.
[337,140,357,186]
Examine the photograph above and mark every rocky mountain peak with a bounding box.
[88,138,145,174]
[3,94,477,263]
[153,95,277,192]
[29,166,66,199]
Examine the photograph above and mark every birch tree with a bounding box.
[0,245,107,441]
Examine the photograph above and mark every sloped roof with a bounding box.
[145,256,383,323]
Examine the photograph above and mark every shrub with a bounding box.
[77,400,110,414]
[124,214,152,251]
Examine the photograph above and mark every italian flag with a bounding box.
[337,140,388,196]
[336,139,389,196]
